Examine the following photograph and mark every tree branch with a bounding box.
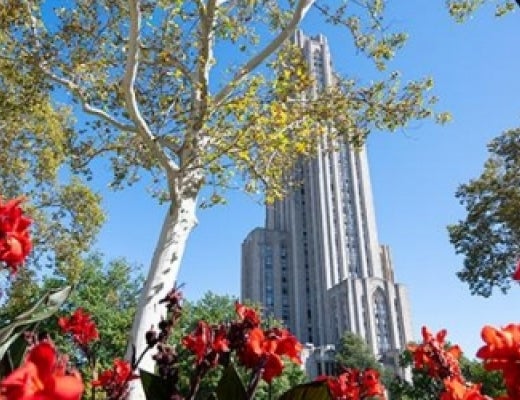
[178,0,219,171]
[156,136,182,154]
[22,0,137,133]
[71,143,127,171]
[191,0,217,126]
[213,0,315,107]
[42,69,137,133]
[141,43,193,80]
[123,0,180,187]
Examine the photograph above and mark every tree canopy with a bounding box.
[448,128,520,297]
[459,355,506,398]
[0,1,448,205]
[0,253,142,369]
[335,332,380,372]
[0,31,104,284]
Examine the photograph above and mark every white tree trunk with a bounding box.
[127,195,198,400]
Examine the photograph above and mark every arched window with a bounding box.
[373,288,391,354]
[264,245,274,314]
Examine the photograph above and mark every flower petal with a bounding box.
[51,373,84,400]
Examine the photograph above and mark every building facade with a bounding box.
[240,31,413,372]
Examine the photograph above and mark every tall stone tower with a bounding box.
[241,31,413,370]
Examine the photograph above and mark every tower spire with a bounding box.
[241,31,413,375]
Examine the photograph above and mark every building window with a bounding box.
[374,289,391,354]
[264,245,274,313]
[325,361,335,376]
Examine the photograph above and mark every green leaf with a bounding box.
[0,286,72,378]
[216,364,247,400]
[0,335,27,377]
[279,381,331,400]
[0,286,72,358]
[139,369,176,400]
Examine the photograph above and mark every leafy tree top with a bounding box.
[448,128,520,296]
[1,0,448,207]
[335,332,381,372]
[0,33,104,282]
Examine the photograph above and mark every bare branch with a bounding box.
[71,143,126,170]
[213,0,315,107]
[123,0,180,185]
[42,69,137,132]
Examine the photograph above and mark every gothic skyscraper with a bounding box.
[241,31,413,369]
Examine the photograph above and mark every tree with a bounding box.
[0,29,104,284]
[253,361,308,400]
[0,253,142,370]
[334,332,398,396]
[387,349,444,400]
[335,332,381,372]
[448,128,520,297]
[1,3,449,396]
[59,254,143,369]
[459,356,506,398]
[447,0,520,21]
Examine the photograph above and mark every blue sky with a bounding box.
[91,2,520,359]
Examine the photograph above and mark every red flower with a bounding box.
[262,353,285,384]
[92,358,138,393]
[183,321,210,363]
[238,328,287,383]
[92,359,137,387]
[238,327,302,383]
[317,368,385,400]
[477,324,520,361]
[238,327,266,367]
[0,341,84,400]
[317,369,361,400]
[235,302,261,328]
[92,359,137,398]
[361,369,385,398]
[476,324,520,398]
[513,260,520,281]
[183,321,212,363]
[212,325,230,354]
[408,326,462,379]
[270,328,302,364]
[440,378,487,400]
[182,321,229,365]
[58,308,99,347]
[0,197,32,273]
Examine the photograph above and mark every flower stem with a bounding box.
[187,363,209,400]
[246,361,266,400]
